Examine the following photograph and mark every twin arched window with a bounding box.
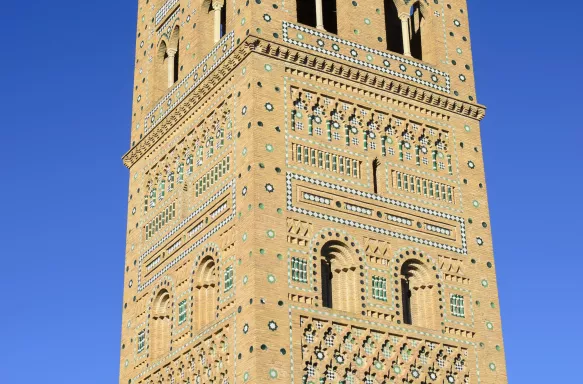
[205,0,227,43]
[156,26,180,98]
[296,0,425,60]
[143,256,223,360]
[387,1,426,60]
[154,1,229,101]
[317,240,439,330]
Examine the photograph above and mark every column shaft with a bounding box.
[400,17,412,57]
[214,8,222,43]
[167,49,177,87]
[315,0,324,30]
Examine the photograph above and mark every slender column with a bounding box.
[166,48,177,87]
[315,0,324,30]
[213,1,223,43]
[399,14,412,57]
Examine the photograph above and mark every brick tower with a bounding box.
[119,1,508,383]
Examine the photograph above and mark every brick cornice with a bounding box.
[252,36,486,122]
[122,36,486,169]
[122,40,258,169]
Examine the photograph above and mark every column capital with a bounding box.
[166,48,178,57]
[212,0,224,11]
[399,12,411,21]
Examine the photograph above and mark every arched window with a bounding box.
[151,289,172,359]
[155,40,169,98]
[409,2,424,60]
[296,0,317,28]
[384,0,426,60]
[154,26,180,99]
[168,26,180,84]
[207,0,227,43]
[321,0,337,33]
[193,256,218,331]
[384,0,403,54]
[319,241,358,312]
[296,0,337,34]
[172,47,179,85]
[400,259,438,329]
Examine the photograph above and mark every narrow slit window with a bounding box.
[450,294,465,318]
[224,266,234,292]
[372,276,388,301]
[178,300,187,324]
[321,259,333,308]
[138,331,146,353]
[220,4,227,38]
[292,257,308,283]
[401,277,412,325]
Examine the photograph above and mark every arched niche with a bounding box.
[155,39,170,99]
[151,289,172,359]
[400,258,439,329]
[319,240,358,313]
[193,255,218,331]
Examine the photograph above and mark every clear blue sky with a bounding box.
[0,1,580,382]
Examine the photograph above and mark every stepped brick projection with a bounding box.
[119,0,507,383]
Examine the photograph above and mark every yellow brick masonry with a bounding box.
[119,1,507,383]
